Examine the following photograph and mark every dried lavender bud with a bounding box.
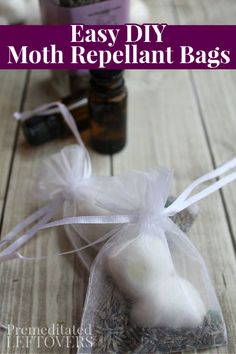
[168,196,199,233]
[87,278,226,354]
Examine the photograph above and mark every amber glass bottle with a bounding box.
[22,91,89,146]
[89,70,127,154]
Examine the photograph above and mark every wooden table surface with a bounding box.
[0,1,236,353]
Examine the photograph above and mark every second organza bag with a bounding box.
[36,146,198,271]
[77,169,227,354]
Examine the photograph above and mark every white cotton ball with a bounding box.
[108,233,175,298]
[130,0,150,24]
[131,276,207,329]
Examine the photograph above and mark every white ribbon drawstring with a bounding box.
[163,158,236,216]
[1,158,236,264]
[15,101,83,146]
[0,204,54,247]
[0,203,59,263]
[14,101,92,177]
[0,102,92,263]
[17,225,124,262]
[0,99,92,330]
[1,102,234,331]
[14,98,88,122]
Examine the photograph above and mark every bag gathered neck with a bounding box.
[1,154,236,264]
[0,101,236,332]
[1,102,236,263]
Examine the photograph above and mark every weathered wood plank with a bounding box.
[0,70,27,218]
[174,0,236,24]
[173,1,236,353]
[115,72,236,354]
[148,0,177,23]
[188,70,236,237]
[112,2,236,353]
[1,1,236,354]
[0,70,110,353]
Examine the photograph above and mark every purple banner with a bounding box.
[0,24,236,70]
[39,0,130,25]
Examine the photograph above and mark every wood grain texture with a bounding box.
[114,68,236,354]
[0,70,26,216]
[176,0,236,245]
[0,1,236,354]
[112,1,236,353]
[189,71,236,230]
[173,1,236,352]
[174,0,236,24]
[0,70,110,354]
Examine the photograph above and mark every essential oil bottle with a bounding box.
[89,70,127,154]
[22,91,89,146]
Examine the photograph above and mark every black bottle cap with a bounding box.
[90,70,125,98]
[22,113,65,146]
[90,70,123,79]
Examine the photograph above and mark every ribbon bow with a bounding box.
[1,157,236,263]
[0,101,236,330]
[1,101,235,262]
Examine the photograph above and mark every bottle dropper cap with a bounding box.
[22,113,65,146]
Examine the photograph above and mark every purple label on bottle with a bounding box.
[39,0,130,25]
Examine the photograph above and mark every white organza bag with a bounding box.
[76,168,228,354]
[35,146,198,271]
[35,144,114,269]
[12,101,198,271]
[1,102,235,352]
[12,101,120,269]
